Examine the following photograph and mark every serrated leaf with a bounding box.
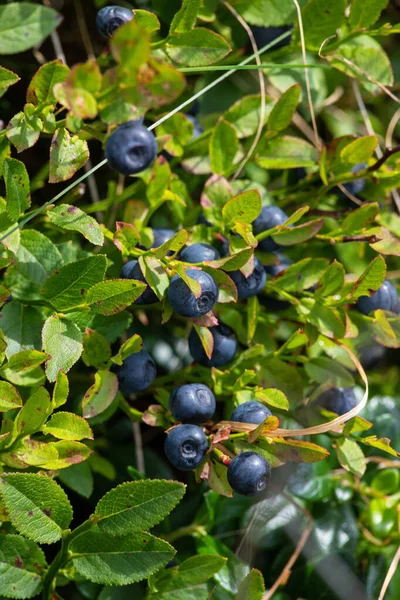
[156,554,227,592]
[222,191,262,228]
[26,59,69,105]
[6,109,42,153]
[170,0,201,32]
[86,279,146,315]
[232,0,297,27]
[349,0,389,28]
[95,479,185,535]
[15,230,63,286]
[113,222,140,254]
[82,370,118,419]
[112,334,142,366]
[0,473,72,544]
[40,440,91,470]
[41,255,107,311]
[256,136,318,169]
[71,530,174,585]
[58,461,94,499]
[15,387,51,436]
[139,256,169,300]
[42,315,83,382]
[210,120,239,176]
[49,128,89,183]
[272,218,324,246]
[236,569,265,600]
[1,303,43,360]
[3,158,30,222]
[1,349,48,374]
[305,357,355,387]
[0,3,61,55]
[205,247,254,272]
[336,438,366,476]
[267,84,300,135]
[255,388,289,411]
[0,66,20,99]
[272,258,328,292]
[0,381,22,412]
[166,28,231,66]
[315,261,345,297]
[52,370,69,409]
[134,9,161,33]
[269,437,330,463]
[47,204,104,246]
[349,256,386,301]
[82,328,112,368]
[0,534,47,599]
[302,0,346,51]
[360,436,399,457]
[43,412,93,441]
[224,94,271,138]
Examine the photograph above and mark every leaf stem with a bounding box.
[161,523,207,544]
[179,63,331,72]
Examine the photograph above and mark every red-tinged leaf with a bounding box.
[173,262,202,298]
[270,437,329,463]
[142,404,169,428]
[113,222,140,254]
[205,247,254,272]
[153,229,189,258]
[193,325,214,359]
[202,268,237,303]
[82,371,118,419]
[248,416,280,443]
[211,424,231,445]
[191,313,219,328]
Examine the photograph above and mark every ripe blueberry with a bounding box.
[150,228,175,249]
[264,253,292,277]
[105,121,157,176]
[117,350,157,394]
[227,452,271,496]
[231,401,272,425]
[316,387,357,416]
[356,280,400,315]
[252,205,288,252]
[189,323,237,367]
[186,114,204,140]
[168,269,218,318]
[164,424,208,471]
[96,6,134,38]
[180,243,220,263]
[169,384,216,423]
[120,260,158,305]
[230,257,267,299]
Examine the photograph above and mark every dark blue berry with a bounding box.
[151,228,175,248]
[316,387,357,416]
[120,260,158,305]
[227,452,271,496]
[117,350,157,394]
[169,384,216,423]
[186,114,204,140]
[335,163,367,198]
[197,213,212,227]
[356,280,400,315]
[230,257,267,299]
[189,323,237,367]
[253,205,288,252]
[231,401,272,425]
[164,424,208,471]
[180,243,220,263]
[168,269,218,318]
[96,6,134,38]
[105,121,157,176]
[264,253,292,277]
[250,25,293,50]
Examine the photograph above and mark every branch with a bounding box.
[368,145,400,173]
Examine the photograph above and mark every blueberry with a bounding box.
[189,323,237,367]
[168,269,218,318]
[335,163,367,198]
[253,206,288,252]
[120,260,158,305]
[151,228,175,248]
[264,253,292,277]
[169,383,216,423]
[96,6,134,38]
[180,243,220,263]
[117,350,157,394]
[259,295,290,311]
[227,452,271,496]
[316,387,357,416]
[105,121,157,176]
[197,213,212,227]
[186,114,204,140]
[231,401,272,425]
[230,257,267,299]
[164,424,208,471]
[358,343,386,371]
[250,25,293,50]
[356,280,400,315]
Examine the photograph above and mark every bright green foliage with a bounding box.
[0,534,47,599]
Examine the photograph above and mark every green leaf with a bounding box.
[224,95,272,138]
[255,388,289,411]
[0,66,20,99]
[0,534,47,599]
[349,255,387,301]
[110,19,149,70]
[305,357,355,387]
[26,59,69,105]
[47,204,104,246]
[170,0,201,32]
[236,569,265,600]
[3,158,30,222]
[156,554,227,592]
[86,280,146,315]
[58,461,94,499]
[41,255,107,311]
[232,0,299,27]
[1,349,48,374]
[166,28,231,67]
[0,3,61,55]
[360,435,399,457]
[95,479,185,535]
[349,0,389,28]
[336,438,366,477]
[340,136,378,165]
[49,128,89,183]
[15,387,51,436]
[71,530,174,585]
[112,334,143,366]
[82,328,112,368]
[114,222,140,254]
[0,381,22,412]
[139,257,169,300]
[315,261,345,297]
[205,247,254,272]
[271,218,324,246]
[256,136,318,169]
[42,315,83,382]
[6,108,42,153]
[0,473,72,544]
[210,120,239,176]
[272,258,328,292]
[134,9,161,33]
[82,370,118,419]
[15,230,63,286]
[302,0,346,51]
[222,191,262,228]
[268,437,329,463]
[1,302,43,359]
[40,440,91,470]
[267,84,300,135]
[52,370,69,409]
[43,412,93,441]
[153,230,189,259]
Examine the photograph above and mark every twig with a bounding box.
[222,1,266,180]
[386,108,400,148]
[378,545,400,600]
[367,145,400,172]
[262,493,313,600]
[133,422,146,475]
[73,0,95,61]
